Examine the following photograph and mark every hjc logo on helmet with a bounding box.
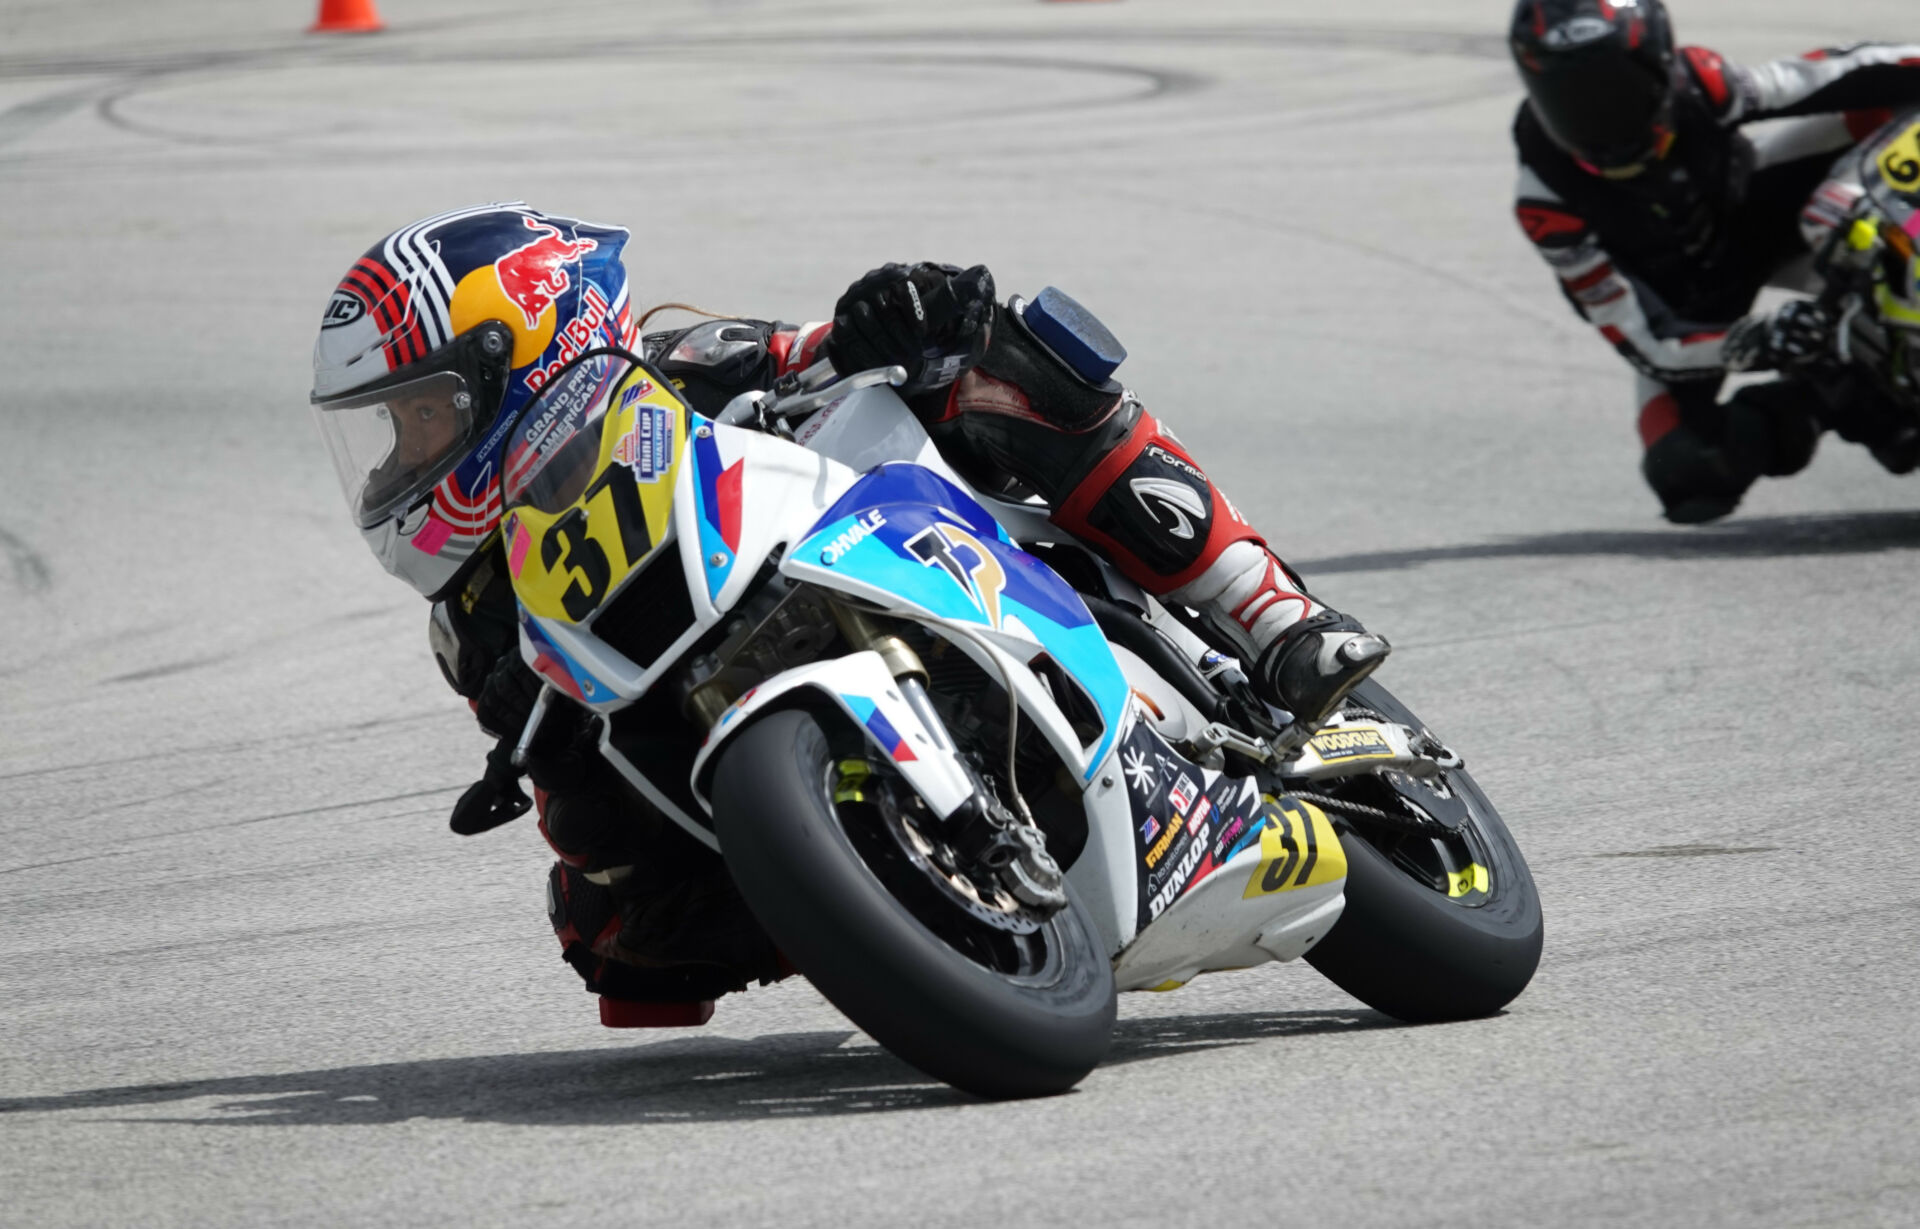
[322,291,366,329]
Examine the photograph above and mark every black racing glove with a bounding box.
[826,262,996,395]
[474,652,544,741]
[1723,300,1837,373]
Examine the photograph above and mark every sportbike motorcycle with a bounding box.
[1794,108,1920,434]
[457,291,1542,1098]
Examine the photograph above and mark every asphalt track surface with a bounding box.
[3,2,1918,1225]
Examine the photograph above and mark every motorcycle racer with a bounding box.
[309,204,1389,1018]
[1509,0,1920,522]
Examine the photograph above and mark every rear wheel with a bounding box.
[711,708,1116,1098]
[1302,679,1543,1022]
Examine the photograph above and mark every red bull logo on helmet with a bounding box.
[524,283,612,393]
[494,216,599,330]
[447,213,606,372]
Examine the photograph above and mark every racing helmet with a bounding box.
[310,204,634,598]
[1510,0,1678,176]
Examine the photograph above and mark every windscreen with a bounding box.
[502,354,625,514]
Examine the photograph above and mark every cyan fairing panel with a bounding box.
[792,463,1130,771]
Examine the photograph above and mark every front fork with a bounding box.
[827,599,1069,912]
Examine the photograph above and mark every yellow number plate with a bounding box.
[505,369,688,624]
[1244,797,1347,898]
[1876,121,1920,193]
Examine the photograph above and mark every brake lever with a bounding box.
[761,364,907,422]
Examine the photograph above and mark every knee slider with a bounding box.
[1642,426,1752,523]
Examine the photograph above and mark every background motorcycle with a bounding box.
[1799,108,1920,440]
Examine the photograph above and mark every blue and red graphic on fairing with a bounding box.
[521,616,610,704]
[687,415,743,600]
[841,693,919,762]
[796,463,1129,775]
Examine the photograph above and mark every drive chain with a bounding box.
[1285,789,1456,836]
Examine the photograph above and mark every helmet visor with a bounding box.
[1528,50,1674,171]
[311,371,485,528]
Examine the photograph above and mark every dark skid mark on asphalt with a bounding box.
[0,707,448,784]
[57,775,231,827]
[90,51,1203,157]
[0,81,104,148]
[0,526,52,594]
[1596,844,1781,859]
[5,19,1496,160]
[1550,897,1920,969]
[0,785,462,875]
[103,653,232,685]
[0,24,1506,83]
[0,1010,1389,1124]
[1294,510,1920,577]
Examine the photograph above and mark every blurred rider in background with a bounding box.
[1509,0,1920,522]
[308,205,1389,1020]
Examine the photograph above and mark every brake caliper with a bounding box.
[945,793,1068,914]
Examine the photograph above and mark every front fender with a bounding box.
[689,651,976,818]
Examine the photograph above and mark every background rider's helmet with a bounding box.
[1509,0,1678,177]
[310,203,633,599]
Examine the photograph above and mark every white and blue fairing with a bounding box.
[780,463,1131,781]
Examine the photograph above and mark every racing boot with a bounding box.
[1167,539,1391,729]
[1255,609,1393,730]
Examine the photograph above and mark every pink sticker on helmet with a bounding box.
[412,515,455,556]
[508,520,531,576]
[1904,211,1920,238]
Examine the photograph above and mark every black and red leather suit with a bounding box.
[1513,41,1920,519]
[448,270,1381,1013]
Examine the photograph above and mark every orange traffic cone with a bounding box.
[309,0,383,34]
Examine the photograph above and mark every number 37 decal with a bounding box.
[1243,797,1347,898]
[519,463,656,622]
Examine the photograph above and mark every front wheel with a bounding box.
[1302,679,1543,1022]
[711,708,1116,1098]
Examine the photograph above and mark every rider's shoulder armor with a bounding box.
[1678,46,1748,123]
[642,318,780,416]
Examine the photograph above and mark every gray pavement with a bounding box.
[2,2,1917,1226]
